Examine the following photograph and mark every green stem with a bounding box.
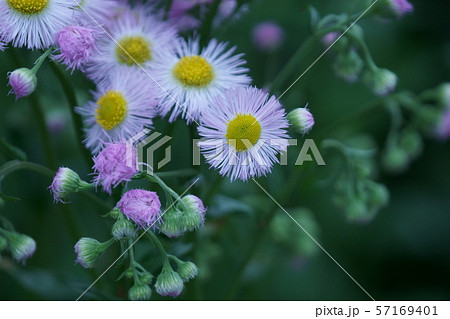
[49,61,92,167]
[155,169,199,179]
[347,33,377,71]
[144,231,170,268]
[31,48,53,74]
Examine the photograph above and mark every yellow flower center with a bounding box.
[173,55,214,87]
[96,91,127,131]
[226,114,262,152]
[7,0,48,14]
[116,36,151,66]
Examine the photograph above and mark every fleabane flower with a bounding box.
[117,189,162,229]
[154,37,251,123]
[53,25,97,72]
[177,195,206,231]
[363,68,398,96]
[0,0,77,49]
[85,7,177,87]
[198,86,289,181]
[155,266,184,298]
[92,142,137,194]
[76,71,159,154]
[49,167,91,203]
[72,0,119,27]
[7,68,37,100]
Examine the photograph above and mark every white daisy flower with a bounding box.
[76,70,159,154]
[154,37,251,124]
[198,86,290,181]
[85,7,178,87]
[0,0,77,49]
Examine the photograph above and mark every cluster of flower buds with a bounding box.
[324,137,390,223]
[0,227,36,264]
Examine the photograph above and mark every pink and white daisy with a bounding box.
[0,0,77,50]
[198,86,290,181]
[85,7,178,87]
[154,37,251,123]
[76,71,159,154]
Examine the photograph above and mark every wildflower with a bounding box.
[7,68,37,100]
[49,167,91,203]
[155,266,184,297]
[322,32,340,47]
[74,237,114,268]
[85,7,177,87]
[128,282,152,301]
[287,107,315,135]
[376,0,414,19]
[92,142,137,194]
[363,67,398,96]
[53,25,97,72]
[177,195,206,231]
[154,37,251,123]
[198,86,289,181]
[76,71,159,154]
[1,231,36,264]
[116,189,162,229]
[252,21,285,52]
[0,0,77,49]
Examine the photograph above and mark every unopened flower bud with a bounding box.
[375,0,414,19]
[382,148,409,173]
[367,182,390,207]
[7,68,37,100]
[253,22,285,52]
[287,107,315,135]
[363,68,398,96]
[333,49,364,83]
[346,200,368,221]
[111,215,136,240]
[49,167,91,203]
[399,129,423,157]
[3,231,36,264]
[160,208,184,238]
[177,195,206,232]
[74,237,113,268]
[139,272,154,285]
[155,266,184,297]
[128,282,152,301]
[435,83,450,108]
[176,261,198,282]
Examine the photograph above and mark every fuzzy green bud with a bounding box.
[160,208,184,238]
[382,148,409,173]
[50,167,92,203]
[3,231,36,264]
[367,182,390,207]
[176,261,198,282]
[111,215,136,240]
[74,237,113,269]
[333,49,364,83]
[177,195,206,232]
[363,68,398,96]
[139,272,154,285]
[287,107,315,135]
[398,129,423,158]
[128,282,152,301]
[155,266,184,297]
[7,68,37,100]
